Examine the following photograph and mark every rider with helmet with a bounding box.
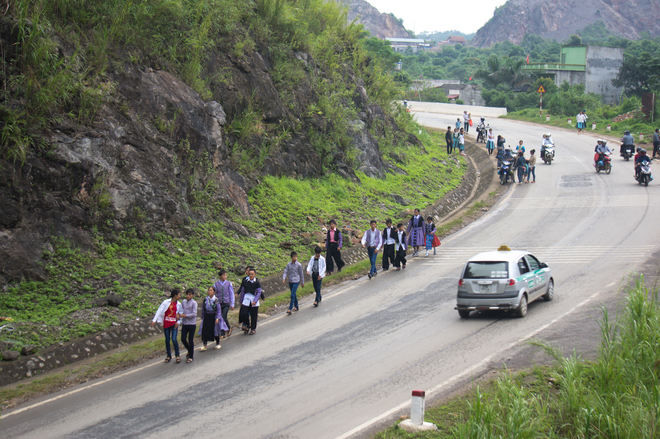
[541,133,554,160]
[635,148,652,180]
[594,139,612,166]
[621,130,635,156]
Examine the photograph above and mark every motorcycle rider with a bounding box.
[634,148,652,181]
[594,140,611,167]
[476,117,486,142]
[621,130,635,157]
[541,133,554,160]
[497,147,514,174]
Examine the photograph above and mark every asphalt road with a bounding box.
[2,113,659,439]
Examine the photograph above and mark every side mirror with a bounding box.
[540,262,548,268]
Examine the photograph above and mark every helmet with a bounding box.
[481,117,485,121]
[637,147,642,153]
[545,133,552,137]
[596,139,603,143]
[641,148,647,154]
[602,140,607,145]
[625,130,631,135]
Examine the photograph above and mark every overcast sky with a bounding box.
[366,0,509,34]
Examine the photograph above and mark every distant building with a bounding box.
[438,84,485,106]
[386,38,426,53]
[445,36,467,45]
[522,45,624,104]
[437,36,468,46]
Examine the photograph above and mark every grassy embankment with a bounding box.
[0,129,465,351]
[376,276,660,438]
[0,0,467,353]
[504,108,657,143]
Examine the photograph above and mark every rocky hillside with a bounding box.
[0,0,467,355]
[472,0,660,47]
[337,0,412,39]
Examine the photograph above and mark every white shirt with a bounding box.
[576,113,588,123]
[459,134,465,145]
[396,231,406,251]
[361,228,382,251]
[463,113,470,122]
[383,227,396,245]
[307,255,327,278]
[488,133,495,141]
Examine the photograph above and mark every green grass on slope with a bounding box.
[0,131,465,351]
[375,276,660,438]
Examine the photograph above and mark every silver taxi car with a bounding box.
[455,245,554,318]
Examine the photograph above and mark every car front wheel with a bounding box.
[516,294,528,318]
[543,279,554,301]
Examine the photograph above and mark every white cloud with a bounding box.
[365,0,509,34]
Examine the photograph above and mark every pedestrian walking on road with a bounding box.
[486,129,495,155]
[307,246,326,307]
[283,252,305,315]
[213,270,234,338]
[576,110,588,134]
[151,289,182,363]
[407,208,425,257]
[237,268,262,335]
[199,286,226,350]
[526,149,536,183]
[463,111,470,132]
[445,126,453,154]
[180,288,197,363]
[361,220,382,279]
[424,216,440,257]
[325,220,345,275]
[653,128,660,158]
[381,219,396,271]
[394,223,407,270]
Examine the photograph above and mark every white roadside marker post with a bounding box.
[399,390,438,433]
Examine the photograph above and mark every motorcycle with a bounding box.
[621,145,634,161]
[476,125,489,143]
[594,153,612,174]
[541,143,555,165]
[498,159,513,184]
[635,161,652,186]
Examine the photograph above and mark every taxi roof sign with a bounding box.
[537,85,546,93]
[498,245,511,251]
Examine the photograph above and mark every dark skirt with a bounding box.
[201,311,216,342]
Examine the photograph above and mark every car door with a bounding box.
[525,254,546,297]
[516,257,536,296]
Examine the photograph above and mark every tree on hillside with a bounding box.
[612,52,660,96]
[474,55,530,89]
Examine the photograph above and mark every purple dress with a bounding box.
[198,296,228,342]
[407,215,425,247]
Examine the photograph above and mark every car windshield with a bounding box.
[464,261,508,279]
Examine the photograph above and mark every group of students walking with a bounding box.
[151,212,442,364]
[151,266,263,364]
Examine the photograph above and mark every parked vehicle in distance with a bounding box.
[455,245,554,318]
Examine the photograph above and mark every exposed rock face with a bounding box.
[337,0,412,39]
[472,0,660,47]
[0,31,409,285]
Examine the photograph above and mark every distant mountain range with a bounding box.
[471,0,660,47]
[337,0,412,39]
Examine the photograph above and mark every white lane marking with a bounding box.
[0,263,401,419]
[0,360,161,420]
[333,291,601,439]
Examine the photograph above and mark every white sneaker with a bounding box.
[425,251,429,257]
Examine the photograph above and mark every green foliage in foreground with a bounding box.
[375,276,660,438]
[0,131,465,350]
